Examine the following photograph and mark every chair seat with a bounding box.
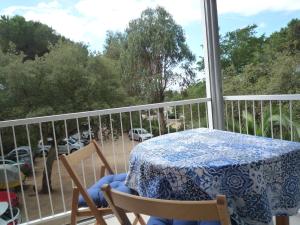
[78,173,132,208]
[147,217,221,225]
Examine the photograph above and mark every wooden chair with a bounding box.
[60,140,142,225]
[101,184,231,225]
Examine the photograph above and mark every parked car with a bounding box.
[4,147,34,175]
[128,128,153,142]
[69,133,91,145]
[0,202,21,225]
[37,138,84,156]
[0,164,25,189]
[4,146,35,162]
[0,159,32,176]
[0,191,19,207]
[81,129,95,140]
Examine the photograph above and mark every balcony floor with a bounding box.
[86,213,300,225]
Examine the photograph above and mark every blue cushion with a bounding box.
[78,173,131,207]
[147,217,221,225]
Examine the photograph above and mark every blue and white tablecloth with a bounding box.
[125,128,300,225]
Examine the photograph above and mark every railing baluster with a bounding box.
[261,101,264,137]
[197,103,201,128]
[167,107,170,133]
[51,121,66,212]
[119,112,127,172]
[225,101,228,131]
[109,114,117,173]
[139,110,143,129]
[81,160,87,188]
[0,130,14,222]
[39,123,54,215]
[245,101,248,135]
[129,112,134,147]
[98,115,104,149]
[270,100,274,138]
[279,100,283,140]
[253,100,256,136]
[12,126,29,221]
[289,100,293,141]
[157,108,161,136]
[205,102,208,128]
[182,105,186,131]
[26,124,42,217]
[174,106,178,132]
[87,116,97,182]
[64,120,74,189]
[190,104,194,129]
[148,110,152,135]
[63,120,70,155]
[238,100,241,133]
[231,101,234,132]
[76,118,81,143]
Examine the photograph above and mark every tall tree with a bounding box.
[120,7,195,132]
[121,7,195,103]
[220,25,265,74]
[0,15,62,60]
[103,31,126,60]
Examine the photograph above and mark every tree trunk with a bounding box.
[40,145,56,194]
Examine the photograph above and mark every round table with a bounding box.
[126,128,300,225]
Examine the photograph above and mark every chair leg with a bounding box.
[100,165,105,178]
[94,213,108,225]
[71,188,80,225]
[133,213,146,225]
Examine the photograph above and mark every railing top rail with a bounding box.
[224,94,300,101]
[0,98,211,128]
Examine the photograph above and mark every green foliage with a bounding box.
[241,110,300,140]
[222,20,300,96]
[220,24,265,74]
[120,6,196,103]
[0,15,62,60]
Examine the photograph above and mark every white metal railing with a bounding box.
[224,94,300,141]
[1,94,299,224]
[0,98,210,225]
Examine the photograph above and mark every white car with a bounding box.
[37,138,84,156]
[128,128,153,142]
[0,202,21,224]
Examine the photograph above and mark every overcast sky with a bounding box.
[1,0,300,58]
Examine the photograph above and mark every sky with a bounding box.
[1,0,300,59]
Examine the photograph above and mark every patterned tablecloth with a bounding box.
[125,128,300,225]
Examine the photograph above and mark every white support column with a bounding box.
[200,0,224,130]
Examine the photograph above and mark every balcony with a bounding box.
[1,0,300,224]
[0,94,300,224]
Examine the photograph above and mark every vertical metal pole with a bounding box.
[201,0,224,130]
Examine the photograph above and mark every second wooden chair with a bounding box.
[101,184,232,225]
[60,140,143,225]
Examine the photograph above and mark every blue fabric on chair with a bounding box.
[78,173,131,207]
[147,217,221,225]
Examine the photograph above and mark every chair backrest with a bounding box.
[60,140,114,212]
[101,184,231,225]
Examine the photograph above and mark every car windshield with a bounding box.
[68,138,76,144]
[138,129,148,134]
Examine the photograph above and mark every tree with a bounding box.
[220,25,265,74]
[103,31,126,60]
[120,7,195,132]
[267,19,300,54]
[0,15,62,60]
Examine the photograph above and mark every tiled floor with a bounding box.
[99,213,300,225]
